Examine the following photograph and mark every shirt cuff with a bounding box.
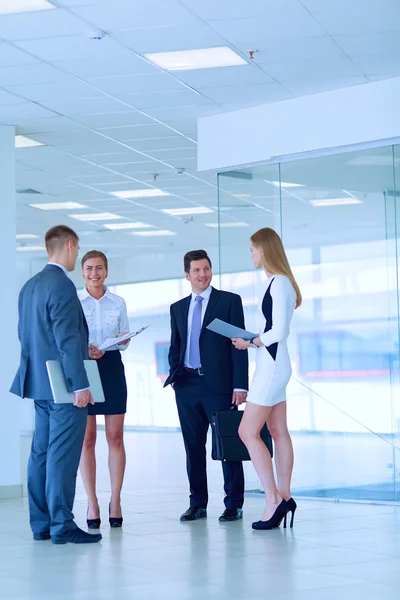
[233,388,248,393]
[73,387,90,393]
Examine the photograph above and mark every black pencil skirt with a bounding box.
[88,350,127,416]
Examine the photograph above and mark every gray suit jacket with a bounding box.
[10,264,90,400]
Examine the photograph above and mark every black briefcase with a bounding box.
[211,409,273,462]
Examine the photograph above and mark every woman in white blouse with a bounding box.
[78,250,130,529]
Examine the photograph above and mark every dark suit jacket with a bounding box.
[10,264,89,400]
[164,287,248,394]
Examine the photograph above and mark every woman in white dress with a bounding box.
[232,228,302,530]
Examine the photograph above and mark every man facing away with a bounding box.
[10,225,102,544]
[165,250,249,522]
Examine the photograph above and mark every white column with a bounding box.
[0,126,22,498]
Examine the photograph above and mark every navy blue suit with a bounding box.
[165,287,248,509]
[11,264,90,537]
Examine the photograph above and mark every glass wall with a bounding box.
[218,144,400,502]
[97,142,400,502]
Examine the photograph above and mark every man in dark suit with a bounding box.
[165,250,248,522]
[11,225,101,545]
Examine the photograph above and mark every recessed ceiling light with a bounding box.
[69,213,122,222]
[29,202,87,210]
[269,181,305,188]
[103,222,153,230]
[144,47,247,71]
[110,189,169,199]
[132,230,177,237]
[15,135,43,148]
[162,207,214,216]
[205,222,249,228]
[0,0,54,14]
[311,198,362,207]
[17,246,46,252]
[16,234,40,240]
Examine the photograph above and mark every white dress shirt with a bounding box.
[78,287,130,352]
[184,286,247,393]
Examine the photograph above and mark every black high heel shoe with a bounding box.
[252,500,288,531]
[284,497,297,528]
[109,503,123,528]
[86,507,101,530]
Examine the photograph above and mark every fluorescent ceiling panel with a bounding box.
[0,0,54,14]
[17,245,46,252]
[311,198,362,207]
[205,222,249,228]
[15,135,43,148]
[132,230,177,237]
[162,207,214,215]
[29,202,87,210]
[16,233,40,239]
[69,213,122,221]
[104,222,153,230]
[144,47,247,71]
[270,181,304,188]
[110,189,169,199]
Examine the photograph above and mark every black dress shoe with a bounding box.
[219,508,243,522]
[87,507,101,530]
[33,532,51,541]
[180,507,207,522]
[52,527,102,545]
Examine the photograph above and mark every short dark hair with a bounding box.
[45,225,79,255]
[184,249,212,273]
[81,250,108,270]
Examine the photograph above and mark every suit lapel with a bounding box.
[201,287,220,333]
[179,295,191,347]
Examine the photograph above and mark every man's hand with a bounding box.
[73,389,94,408]
[232,338,250,351]
[89,344,105,360]
[117,332,130,346]
[232,391,247,406]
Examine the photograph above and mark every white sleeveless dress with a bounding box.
[246,275,296,407]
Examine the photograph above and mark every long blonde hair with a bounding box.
[251,227,302,308]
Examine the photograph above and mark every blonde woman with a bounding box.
[232,228,301,530]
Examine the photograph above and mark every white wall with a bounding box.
[198,77,400,171]
[0,126,22,497]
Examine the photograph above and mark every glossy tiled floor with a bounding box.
[1,431,400,599]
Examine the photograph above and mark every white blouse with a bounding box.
[78,287,130,352]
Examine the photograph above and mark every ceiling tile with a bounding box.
[15,35,127,62]
[201,83,291,104]
[0,8,88,41]
[284,76,368,97]
[208,13,324,44]
[334,32,400,56]
[113,22,225,54]
[99,123,185,141]
[88,73,187,95]
[0,63,72,87]
[52,54,159,78]
[118,90,214,110]
[0,88,27,105]
[39,97,131,115]
[174,65,274,88]
[263,57,365,82]
[304,0,400,35]
[16,116,85,134]
[350,54,400,76]
[147,148,197,160]
[0,42,39,66]
[73,111,154,128]
[181,0,299,20]
[0,103,56,124]
[72,0,194,30]
[4,80,104,102]
[236,37,343,63]
[143,105,222,122]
